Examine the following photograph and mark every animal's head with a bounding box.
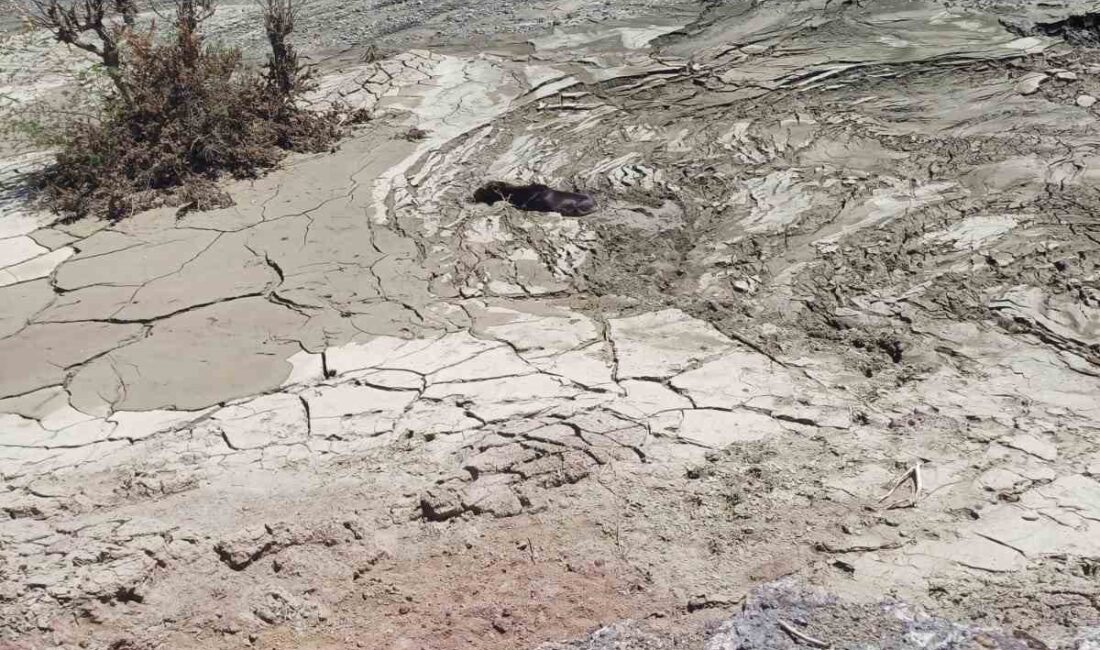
[473,181,509,205]
[571,194,597,216]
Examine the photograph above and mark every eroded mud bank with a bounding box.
[1,0,1099,648]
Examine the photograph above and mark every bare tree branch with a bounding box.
[261,0,308,101]
[113,0,137,26]
[23,0,135,104]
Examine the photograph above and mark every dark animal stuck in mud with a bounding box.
[473,181,597,216]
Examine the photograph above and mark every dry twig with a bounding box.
[878,463,923,507]
[778,619,831,648]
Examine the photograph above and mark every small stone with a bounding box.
[1055,71,1078,81]
[420,488,465,521]
[1015,74,1047,95]
[0,581,23,601]
[833,559,855,574]
[220,620,241,634]
[24,572,64,589]
[214,526,275,570]
[818,532,897,553]
[1077,95,1097,108]
[978,468,1023,492]
[462,483,523,518]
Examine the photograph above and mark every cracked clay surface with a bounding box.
[2,0,1100,648]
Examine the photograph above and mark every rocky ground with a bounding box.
[2,0,1100,648]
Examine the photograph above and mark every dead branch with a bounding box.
[261,0,310,102]
[175,0,214,36]
[24,0,134,103]
[113,0,136,25]
[878,463,923,507]
[173,0,215,66]
[778,619,832,649]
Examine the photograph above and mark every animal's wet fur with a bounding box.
[473,181,597,217]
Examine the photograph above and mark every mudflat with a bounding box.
[1,1,1099,648]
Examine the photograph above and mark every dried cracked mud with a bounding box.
[3,0,1100,648]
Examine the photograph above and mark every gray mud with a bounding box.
[2,0,1100,649]
[542,579,1069,649]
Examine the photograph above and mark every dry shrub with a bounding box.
[29,0,349,220]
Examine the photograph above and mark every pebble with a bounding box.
[1055,71,1078,81]
[1077,95,1097,108]
[1015,74,1047,96]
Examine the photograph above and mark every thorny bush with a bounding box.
[27,0,353,220]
